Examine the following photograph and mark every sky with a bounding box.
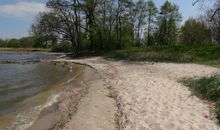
[0,0,211,39]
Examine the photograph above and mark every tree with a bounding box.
[30,0,187,53]
[146,0,157,46]
[19,37,35,48]
[36,0,83,55]
[77,0,98,51]
[133,0,147,45]
[7,39,22,48]
[114,0,134,48]
[95,0,110,50]
[30,13,58,48]
[205,1,220,43]
[180,18,211,44]
[156,0,181,45]
[0,39,5,47]
[193,0,220,20]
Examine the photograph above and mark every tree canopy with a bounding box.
[1,0,220,54]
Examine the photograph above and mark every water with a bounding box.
[0,51,70,129]
[0,51,61,63]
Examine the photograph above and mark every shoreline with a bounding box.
[0,48,51,52]
[27,62,100,130]
[28,59,119,130]
[17,56,220,130]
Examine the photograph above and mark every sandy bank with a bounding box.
[27,61,117,130]
[53,57,220,130]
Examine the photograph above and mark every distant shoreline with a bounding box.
[0,50,67,64]
[0,48,51,52]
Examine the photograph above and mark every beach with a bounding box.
[1,0,220,129]
[31,57,220,130]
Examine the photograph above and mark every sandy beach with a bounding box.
[2,0,220,129]
[28,57,220,130]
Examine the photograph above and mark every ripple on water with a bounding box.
[0,51,70,129]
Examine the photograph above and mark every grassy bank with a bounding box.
[106,44,220,123]
[181,75,220,123]
[104,45,220,67]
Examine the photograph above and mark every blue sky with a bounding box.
[0,0,210,39]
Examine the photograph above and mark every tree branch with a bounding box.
[211,8,220,21]
[193,0,220,21]
[193,0,200,6]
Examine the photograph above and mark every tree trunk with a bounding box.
[147,14,151,46]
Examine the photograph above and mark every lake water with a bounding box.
[0,51,70,130]
[0,51,61,63]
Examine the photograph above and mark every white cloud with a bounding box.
[0,1,46,19]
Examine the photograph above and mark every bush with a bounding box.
[51,42,72,52]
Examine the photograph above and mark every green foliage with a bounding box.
[156,1,181,45]
[0,39,6,47]
[31,12,58,48]
[51,42,72,52]
[180,18,211,44]
[181,75,220,122]
[31,0,180,55]
[105,47,193,62]
[182,76,220,101]
[133,0,148,45]
[0,37,35,48]
[145,0,158,46]
[7,39,22,48]
[105,45,220,67]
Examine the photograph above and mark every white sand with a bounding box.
[63,73,117,130]
[57,57,220,130]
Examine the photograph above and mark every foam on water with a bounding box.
[8,93,61,130]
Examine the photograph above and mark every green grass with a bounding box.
[181,75,220,123]
[104,44,220,67]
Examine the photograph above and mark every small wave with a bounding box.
[43,93,60,108]
[0,84,32,95]
[8,106,42,130]
[7,93,61,130]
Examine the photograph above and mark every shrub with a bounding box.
[51,42,72,52]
